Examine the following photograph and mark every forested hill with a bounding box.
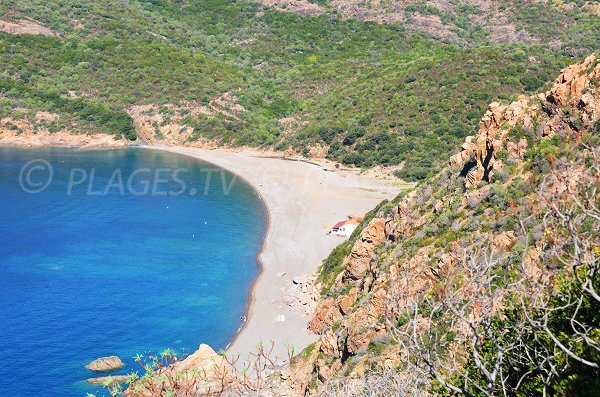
[255,0,600,47]
[1,0,598,180]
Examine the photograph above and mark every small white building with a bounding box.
[331,218,361,237]
[338,222,358,237]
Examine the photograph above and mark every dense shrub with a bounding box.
[0,0,596,178]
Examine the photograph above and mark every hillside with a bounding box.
[284,55,600,396]
[0,0,598,179]
[99,53,600,397]
[256,0,600,46]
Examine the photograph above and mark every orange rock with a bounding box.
[459,54,599,188]
[124,344,230,397]
[87,375,128,385]
[493,231,516,252]
[343,218,387,281]
[85,356,124,372]
[338,288,359,315]
[309,299,342,333]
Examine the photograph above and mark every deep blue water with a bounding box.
[0,148,266,396]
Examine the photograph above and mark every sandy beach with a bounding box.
[146,145,402,361]
[0,133,403,361]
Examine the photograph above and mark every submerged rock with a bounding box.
[87,375,129,385]
[85,356,124,372]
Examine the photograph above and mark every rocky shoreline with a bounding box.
[0,130,129,150]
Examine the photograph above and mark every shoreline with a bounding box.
[143,144,286,356]
[0,131,129,150]
[223,157,270,352]
[1,137,404,360]
[145,145,402,360]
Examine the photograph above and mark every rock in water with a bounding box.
[87,375,129,385]
[85,356,124,372]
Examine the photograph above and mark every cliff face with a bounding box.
[450,55,600,188]
[291,55,599,395]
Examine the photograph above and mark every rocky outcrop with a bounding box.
[308,217,394,334]
[124,344,230,396]
[342,217,388,281]
[0,19,57,36]
[450,54,599,187]
[506,138,528,159]
[0,110,129,149]
[0,129,129,149]
[296,54,600,395]
[170,344,225,374]
[448,135,477,168]
[87,375,129,385]
[128,93,246,146]
[85,356,124,372]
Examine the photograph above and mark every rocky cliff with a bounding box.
[288,54,599,396]
[450,54,600,187]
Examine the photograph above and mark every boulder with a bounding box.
[85,356,124,372]
[170,344,224,373]
[87,375,129,385]
[309,298,342,333]
[292,274,309,285]
[343,218,387,281]
[448,136,475,169]
[124,344,231,396]
[338,288,359,315]
[493,231,517,252]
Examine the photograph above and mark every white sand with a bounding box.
[147,145,402,361]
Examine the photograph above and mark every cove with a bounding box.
[0,147,267,396]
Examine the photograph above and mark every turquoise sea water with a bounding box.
[0,148,266,396]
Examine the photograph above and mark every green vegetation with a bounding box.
[318,199,389,291]
[314,94,600,395]
[0,0,598,177]
[0,76,135,139]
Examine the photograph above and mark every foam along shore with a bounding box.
[146,145,401,361]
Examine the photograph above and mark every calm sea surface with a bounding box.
[0,147,266,396]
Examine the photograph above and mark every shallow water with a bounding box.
[0,147,266,396]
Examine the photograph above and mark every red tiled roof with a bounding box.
[333,220,347,229]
